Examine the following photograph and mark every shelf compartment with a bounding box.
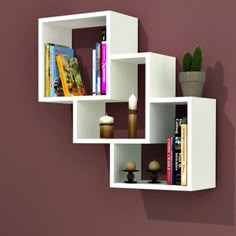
[149,97,216,191]
[73,101,147,142]
[38,11,138,102]
[110,143,190,191]
[111,52,176,99]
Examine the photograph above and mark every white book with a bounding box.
[92,49,96,95]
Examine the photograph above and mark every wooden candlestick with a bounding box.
[128,109,137,138]
[128,93,137,138]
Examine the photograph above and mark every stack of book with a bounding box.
[92,29,107,96]
[166,117,187,186]
[45,44,85,97]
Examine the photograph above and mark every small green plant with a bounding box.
[182,46,203,72]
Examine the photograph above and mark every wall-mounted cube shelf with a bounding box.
[38,10,216,191]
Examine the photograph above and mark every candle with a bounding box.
[148,160,160,171]
[129,93,137,110]
[100,113,114,138]
[100,114,114,124]
[128,93,137,138]
[125,161,136,171]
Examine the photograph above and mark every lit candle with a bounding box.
[148,160,161,171]
[128,93,137,138]
[100,113,114,138]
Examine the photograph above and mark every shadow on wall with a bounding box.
[141,62,235,225]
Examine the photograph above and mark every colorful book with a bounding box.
[174,118,182,185]
[174,136,181,185]
[95,41,101,95]
[56,55,75,96]
[101,41,107,95]
[101,29,107,95]
[181,118,188,186]
[49,45,74,96]
[68,57,86,96]
[45,43,50,97]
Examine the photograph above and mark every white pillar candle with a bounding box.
[100,113,114,138]
[128,93,137,110]
[100,114,114,124]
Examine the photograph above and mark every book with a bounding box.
[95,41,101,95]
[101,29,107,95]
[174,118,182,185]
[45,43,50,97]
[101,41,107,95]
[181,118,188,186]
[56,55,75,96]
[68,57,86,96]
[167,136,174,185]
[174,136,181,185]
[92,49,96,95]
[49,45,74,96]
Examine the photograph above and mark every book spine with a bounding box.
[49,45,55,97]
[45,44,50,97]
[97,42,101,95]
[174,136,181,185]
[101,41,107,95]
[181,123,187,186]
[56,55,69,96]
[95,42,99,95]
[92,49,96,95]
[167,136,173,185]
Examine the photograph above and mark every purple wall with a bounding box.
[1,0,236,235]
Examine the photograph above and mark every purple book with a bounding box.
[101,41,107,95]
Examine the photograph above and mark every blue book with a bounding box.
[49,45,74,96]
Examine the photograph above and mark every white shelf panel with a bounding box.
[73,138,148,144]
[111,52,148,64]
[39,11,108,29]
[111,181,191,191]
[39,95,113,104]
[149,96,215,104]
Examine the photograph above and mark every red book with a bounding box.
[167,136,174,185]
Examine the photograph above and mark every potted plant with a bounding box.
[179,46,205,97]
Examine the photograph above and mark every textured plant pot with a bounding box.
[179,72,206,97]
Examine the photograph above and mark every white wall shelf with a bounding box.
[38,11,216,191]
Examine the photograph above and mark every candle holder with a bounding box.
[100,123,114,138]
[128,109,137,138]
[122,169,139,183]
[146,169,162,183]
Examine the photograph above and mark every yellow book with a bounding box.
[45,44,50,97]
[56,55,75,96]
[181,123,187,186]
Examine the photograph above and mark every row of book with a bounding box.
[92,29,107,95]
[45,44,85,97]
[166,117,187,186]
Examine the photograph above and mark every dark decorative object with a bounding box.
[122,170,139,183]
[146,169,162,183]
